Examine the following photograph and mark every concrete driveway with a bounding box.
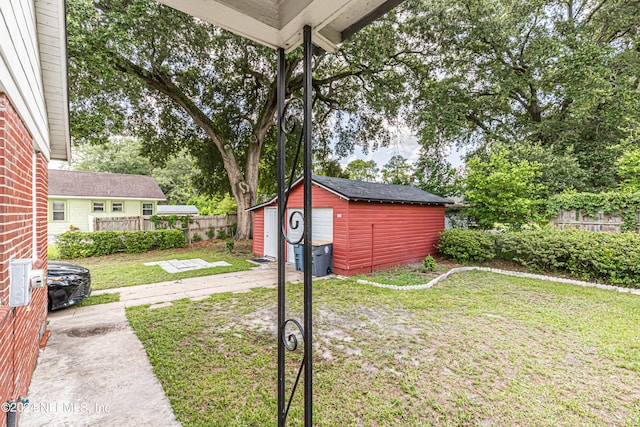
[21,263,304,427]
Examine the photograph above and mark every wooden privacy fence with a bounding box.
[551,209,640,233]
[92,213,238,242]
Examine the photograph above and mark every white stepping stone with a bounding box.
[144,258,232,273]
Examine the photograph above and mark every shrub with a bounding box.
[423,255,436,271]
[55,230,186,258]
[206,227,217,240]
[217,229,227,240]
[153,230,186,250]
[55,232,90,258]
[438,229,496,263]
[123,231,157,253]
[226,240,235,253]
[438,228,640,286]
[192,233,202,242]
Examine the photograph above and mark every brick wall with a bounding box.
[0,94,49,427]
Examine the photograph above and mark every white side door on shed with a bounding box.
[286,208,333,263]
[264,207,278,258]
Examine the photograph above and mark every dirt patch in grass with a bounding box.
[127,271,640,427]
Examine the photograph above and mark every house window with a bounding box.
[112,202,124,212]
[52,201,65,221]
[92,201,105,212]
[142,203,153,216]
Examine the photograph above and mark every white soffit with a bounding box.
[155,0,405,52]
[35,0,70,161]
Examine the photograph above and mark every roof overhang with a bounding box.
[246,176,348,212]
[246,177,452,211]
[35,0,70,161]
[48,195,165,201]
[155,0,406,52]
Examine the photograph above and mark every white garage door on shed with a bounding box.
[286,208,333,262]
[263,207,278,258]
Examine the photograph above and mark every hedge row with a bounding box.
[438,229,640,287]
[55,230,186,259]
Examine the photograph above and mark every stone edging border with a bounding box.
[356,267,640,295]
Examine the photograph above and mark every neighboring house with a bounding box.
[48,170,166,235]
[445,196,469,230]
[0,0,70,425]
[249,175,452,276]
[157,205,199,216]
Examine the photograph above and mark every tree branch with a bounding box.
[108,53,248,187]
[586,0,609,23]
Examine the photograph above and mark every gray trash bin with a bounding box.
[294,244,304,272]
[311,241,332,277]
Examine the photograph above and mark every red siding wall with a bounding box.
[252,208,264,256]
[251,184,350,267]
[344,202,445,275]
[251,181,446,276]
[283,183,349,268]
[0,94,49,427]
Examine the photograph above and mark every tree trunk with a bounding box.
[222,149,256,241]
[232,130,264,240]
[112,55,280,241]
[234,190,254,240]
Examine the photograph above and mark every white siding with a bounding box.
[286,208,333,263]
[0,0,69,160]
[0,0,48,154]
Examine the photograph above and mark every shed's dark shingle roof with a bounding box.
[48,170,166,200]
[248,175,452,211]
[313,175,452,204]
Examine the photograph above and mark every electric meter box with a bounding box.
[9,259,33,307]
[30,269,45,288]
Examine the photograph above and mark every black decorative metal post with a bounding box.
[277,26,314,426]
[276,44,286,427]
[302,24,314,427]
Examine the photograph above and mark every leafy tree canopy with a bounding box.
[71,137,197,204]
[186,194,237,216]
[463,149,546,229]
[381,155,412,185]
[72,137,153,176]
[344,159,379,182]
[67,0,412,238]
[313,157,348,179]
[406,0,640,192]
[617,146,640,190]
[468,141,588,198]
[413,155,460,197]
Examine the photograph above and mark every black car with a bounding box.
[47,261,92,311]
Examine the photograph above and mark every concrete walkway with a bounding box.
[21,263,305,427]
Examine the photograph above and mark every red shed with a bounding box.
[249,175,451,276]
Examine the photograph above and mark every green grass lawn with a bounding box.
[355,263,450,287]
[76,292,120,307]
[127,271,640,427]
[58,241,255,290]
